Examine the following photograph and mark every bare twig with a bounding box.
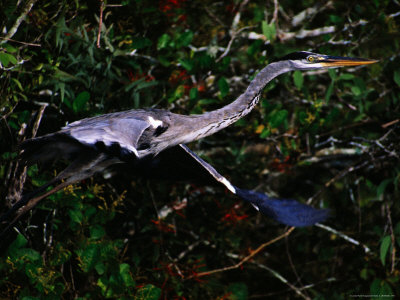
[291,1,333,27]
[385,203,396,274]
[216,0,251,62]
[173,240,203,262]
[279,26,336,41]
[259,277,336,298]
[316,223,372,254]
[272,0,279,31]
[252,261,311,300]
[203,6,225,27]
[97,0,105,48]
[32,104,48,137]
[0,37,41,47]
[382,119,399,128]
[0,0,39,45]
[318,120,375,137]
[285,235,307,296]
[2,180,71,236]
[216,26,255,62]
[5,104,47,207]
[186,227,295,279]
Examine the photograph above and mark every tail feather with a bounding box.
[19,133,91,166]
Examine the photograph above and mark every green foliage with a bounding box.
[135,284,162,300]
[218,77,229,98]
[262,21,276,41]
[72,91,90,113]
[293,70,304,90]
[0,0,399,299]
[370,279,394,300]
[380,235,391,266]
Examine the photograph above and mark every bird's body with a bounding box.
[1,51,377,232]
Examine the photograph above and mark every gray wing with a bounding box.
[64,116,151,157]
[177,144,236,193]
[20,111,153,166]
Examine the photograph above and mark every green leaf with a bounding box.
[135,284,161,300]
[351,86,361,96]
[394,70,400,87]
[328,69,337,80]
[178,58,193,71]
[97,276,113,298]
[0,52,17,67]
[10,234,28,250]
[227,282,248,300]
[325,82,334,103]
[68,209,83,225]
[73,91,90,113]
[58,82,67,106]
[197,98,218,106]
[262,21,276,41]
[269,109,288,128]
[119,263,135,287]
[247,40,262,57]
[131,37,152,49]
[218,77,229,98]
[175,30,193,48]
[377,179,392,198]
[260,127,271,138]
[17,248,41,262]
[360,268,369,280]
[170,85,185,102]
[77,244,101,272]
[136,80,158,91]
[370,279,394,300]
[293,71,303,90]
[11,78,23,91]
[157,33,171,50]
[95,262,106,275]
[125,77,145,92]
[4,43,18,53]
[380,235,391,266]
[158,55,171,67]
[338,73,355,80]
[90,225,105,240]
[189,87,198,100]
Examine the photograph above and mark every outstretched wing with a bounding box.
[133,144,329,227]
[235,188,330,227]
[63,112,152,158]
[20,111,152,166]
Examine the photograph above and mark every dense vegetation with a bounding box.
[1,0,399,299]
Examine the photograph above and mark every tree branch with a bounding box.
[186,227,295,279]
[0,0,39,45]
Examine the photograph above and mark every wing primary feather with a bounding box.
[235,188,330,227]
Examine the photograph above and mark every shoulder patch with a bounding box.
[148,116,163,128]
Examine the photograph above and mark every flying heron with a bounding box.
[0,51,377,234]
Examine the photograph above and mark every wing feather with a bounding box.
[64,116,151,157]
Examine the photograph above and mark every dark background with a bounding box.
[0,0,399,299]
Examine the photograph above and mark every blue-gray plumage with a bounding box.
[235,188,330,227]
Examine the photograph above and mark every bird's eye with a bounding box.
[307,56,315,63]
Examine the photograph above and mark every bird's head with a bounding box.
[276,51,378,70]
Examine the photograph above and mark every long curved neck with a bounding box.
[184,60,293,142]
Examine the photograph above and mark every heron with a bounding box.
[0,51,377,234]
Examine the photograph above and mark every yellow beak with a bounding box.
[320,55,378,67]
